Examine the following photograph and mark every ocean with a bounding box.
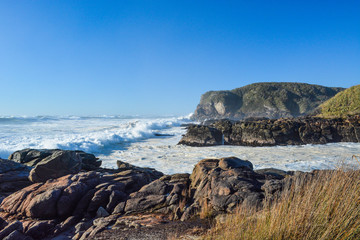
[0,115,359,174]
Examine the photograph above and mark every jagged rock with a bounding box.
[187,157,265,215]
[124,173,190,216]
[179,116,360,146]
[178,125,223,146]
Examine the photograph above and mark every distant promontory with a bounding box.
[192,82,344,120]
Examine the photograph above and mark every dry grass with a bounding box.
[203,159,360,240]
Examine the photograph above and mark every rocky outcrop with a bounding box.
[193,82,344,120]
[0,166,163,221]
[179,116,360,146]
[0,153,335,240]
[0,160,164,239]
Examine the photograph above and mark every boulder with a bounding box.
[28,150,82,182]
[186,157,265,217]
[8,149,102,171]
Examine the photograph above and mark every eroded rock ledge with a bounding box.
[0,151,337,239]
[179,116,360,146]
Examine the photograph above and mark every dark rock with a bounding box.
[218,157,253,170]
[106,190,128,213]
[179,116,360,147]
[0,221,23,239]
[255,168,292,180]
[0,217,7,229]
[74,220,93,234]
[53,216,80,235]
[2,230,32,240]
[125,195,167,213]
[178,125,223,146]
[25,220,56,239]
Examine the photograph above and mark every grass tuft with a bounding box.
[203,164,360,240]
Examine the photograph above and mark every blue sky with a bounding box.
[0,1,359,116]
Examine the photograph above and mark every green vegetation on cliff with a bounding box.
[318,84,360,118]
[193,82,344,120]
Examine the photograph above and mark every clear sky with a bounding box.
[0,1,359,116]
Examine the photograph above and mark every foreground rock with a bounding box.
[0,160,164,239]
[0,154,326,240]
[179,116,360,146]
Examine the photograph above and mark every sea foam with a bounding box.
[0,115,190,159]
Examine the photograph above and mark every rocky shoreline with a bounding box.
[0,148,322,239]
[179,115,360,147]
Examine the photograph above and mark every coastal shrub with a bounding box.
[203,162,360,240]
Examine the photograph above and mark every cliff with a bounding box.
[192,82,344,120]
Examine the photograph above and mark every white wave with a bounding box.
[0,115,191,158]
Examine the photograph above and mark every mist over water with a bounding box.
[0,115,359,175]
